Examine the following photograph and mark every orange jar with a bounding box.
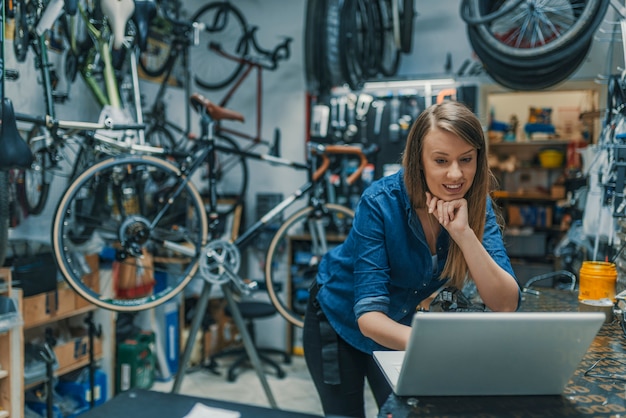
[578,261,617,302]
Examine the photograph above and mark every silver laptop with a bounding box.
[373,311,605,396]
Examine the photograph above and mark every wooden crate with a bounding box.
[23,286,76,328]
[54,335,103,372]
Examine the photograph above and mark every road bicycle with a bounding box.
[50,93,369,331]
[139,4,291,216]
[140,2,291,153]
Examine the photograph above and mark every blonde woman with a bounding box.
[303,101,520,417]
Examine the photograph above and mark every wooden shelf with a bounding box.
[23,354,103,391]
[0,268,23,418]
[489,140,571,148]
[23,304,97,330]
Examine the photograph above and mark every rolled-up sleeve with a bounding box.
[351,192,393,319]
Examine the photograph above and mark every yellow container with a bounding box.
[578,261,617,302]
[538,149,564,168]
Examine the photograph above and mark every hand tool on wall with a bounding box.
[389,95,401,143]
[372,100,386,137]
[344,93,358,142]
[355,93,373,144]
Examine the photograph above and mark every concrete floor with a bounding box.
[151,354,379,417]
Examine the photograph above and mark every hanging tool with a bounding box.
[355,94,373,144]
[372,100,386,137]
[344,93,358,142]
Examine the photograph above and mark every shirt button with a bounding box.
[423,283,427,287]
[402,309,407,314]
[414,290,418,294]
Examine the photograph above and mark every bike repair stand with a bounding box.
[171,278,278,408]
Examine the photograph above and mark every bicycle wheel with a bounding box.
[199,134,248,217]
[20,126,51,215]
[467,0,608,59]
[138,14,175,78]
[52,155,208,311]
[0,172,8,267]
[191,2,248,90]
[265,203,354,328]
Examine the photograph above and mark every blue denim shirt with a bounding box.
[315,169,518,354]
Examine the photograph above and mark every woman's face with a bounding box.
[421,127,477,201]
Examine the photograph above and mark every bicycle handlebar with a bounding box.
[310,142,372,185]
[209,26,292,71]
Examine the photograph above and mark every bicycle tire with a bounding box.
[476,36,592,90]
[265,203,354,328]
[304,0,328,93]
[377,0,401,77]
[21,126,50,215]
[138,15,176,78]
[191,2,248,90]
[324,0,344,89]
[0,172,8,267]
[12,0,29,63]
[398,0,414,53]
[340,0,365,91]
[468,0,608,59]
[201,134,249,217]
[52,155,208,312]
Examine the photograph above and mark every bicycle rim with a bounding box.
[52,155,208,311]
[0,172,8,267]
[265,203,354,328]
[191,2,248,90]
[470,0,606,58]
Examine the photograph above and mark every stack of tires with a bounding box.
[304,0,414,94]
[461,0,610,91]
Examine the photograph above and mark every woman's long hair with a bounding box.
[402,101,500,289]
